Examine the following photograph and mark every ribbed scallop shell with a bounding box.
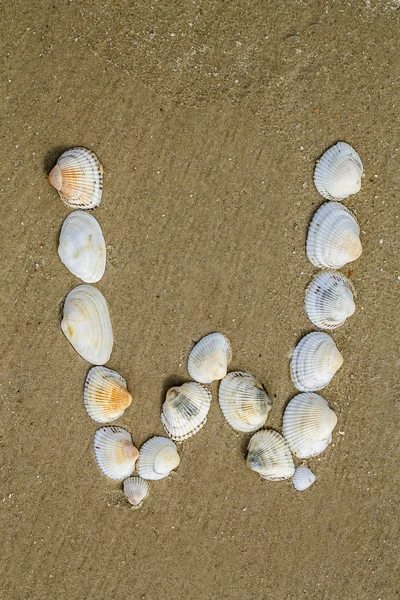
[137,437,180,480]
[292,466,316,491]
[305,271,355,330]
[161,382,211,441]
[290,332,343,392]
[314,142,363,200]
[282,393,337,459]
[123,477,149,507]
[306,202,362,269]
[247,430,295,481]
[94,427,139,480]
[84,366,132,423]
[48,147,103,209]
[218,371,272,432]
[187,332,232,384]
[58,211,106,283]
[61,285,113,365]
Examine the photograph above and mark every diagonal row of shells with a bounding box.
[48,140,364,504]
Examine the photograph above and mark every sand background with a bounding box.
[1,1,399,598]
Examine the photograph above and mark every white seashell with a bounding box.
[306,202,362,269]
[292,466,316,491]
[137,437,180,480]
[247,430,295,481]
[290,332,343,392]
[187,332,232,384]
[58,211,106,283]
[94,427,139,480]
[305,271,355,330]
[84,366,132,423]
[161,382,211,441]
[48,147,103,209]
[123,477,149,507]
[218,371,272,432]
[61,284,113,365]
[282,393,337,459]
[314,142,363,200]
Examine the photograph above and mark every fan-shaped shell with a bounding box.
[94,427,139,480]
[123,477,149,507]
[187,332,232,384]
[290,332,343,392]
[61,285,113,365]
[84,366,132,423]
[218,371,272,432]
[306,202,362,269]
[58,211,106,283]
[161,382,211,441]
[247,430,295,481]
[314,142,363,200]
[48,147,103,209]
[305,271,355,330]
[137,437,180,480]
[292,466,316,491]
[282,393,337,459]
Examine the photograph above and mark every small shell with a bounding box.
[314,142,363,200]
[161,382,211,441]
[247,430,295,481]
[306,202,362,269]
[187,332,232,384]
[48,147,103,209]
[61,284,113,365]
[94,427,139,480]
[305,271,355,330]
[123,477,149,507]
[58,211,106,283]
[218,371,272,432]
[84,366,132,423]
[282,393,337,459]
[292,466,316,491]
[137,437,180,480]
[290,332,343,392]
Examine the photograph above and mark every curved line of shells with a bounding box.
[49,140,364,504]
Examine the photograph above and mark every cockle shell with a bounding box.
[292,466,316,491]
[58,211,106,283]
[123,477,149,507]
[305,271,356,330]
[61,285,113,365]
[161,382,211,441]
[218,371,272,432]
[314,142,363,200]
[48,147,103,209]
[247,430,295,481]
[84,366,132,423]
[290,332,343,392]
[282,393,337,459]
[137,437,180,481]
[306,202,362,269]
[93,427,139,480]
[187,332,232,384]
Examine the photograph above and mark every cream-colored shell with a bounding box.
[84,366,132,423]
[123,477,149,507]
[218,371,272,432]
[161,382,211,441]
[305,271,355,330]
[137,437,180,481]
[290,332,343,392]
[187,332,232,384]
[292,466,316,491]
[314,142,363,200]
[93,426,139,480]
[247,430,295,481]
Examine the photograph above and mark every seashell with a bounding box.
[218,371,272,432]
[290,332,343,392]
[306,201,362,269]
[292,466,316,491]
[48,147,103,209]
[123,477,149,507]
[94,427,139,480]
[58,211,106,283]
[313,142,363,200]
[247,430,295,481]
[137,437,180,481]
[305,271,355,330]
[282,393,337,459]
[84,366,132,423]
[187,332,232,384]
[61,284,113,365]
[161,382,211,441]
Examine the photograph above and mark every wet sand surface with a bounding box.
[1,1,399,599]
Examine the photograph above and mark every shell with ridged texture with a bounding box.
[218,371,272,432]
[161,382,211,441]
[292,466,316,491]
[84,366,132,423]
[290,332,343,392]
[123,477,149,507]
[305,271,355,330]
[247,430,295,481]
[93,427,138,480]
[314,142,363,201]
[187,332,232,384]
[137,437,180,481]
